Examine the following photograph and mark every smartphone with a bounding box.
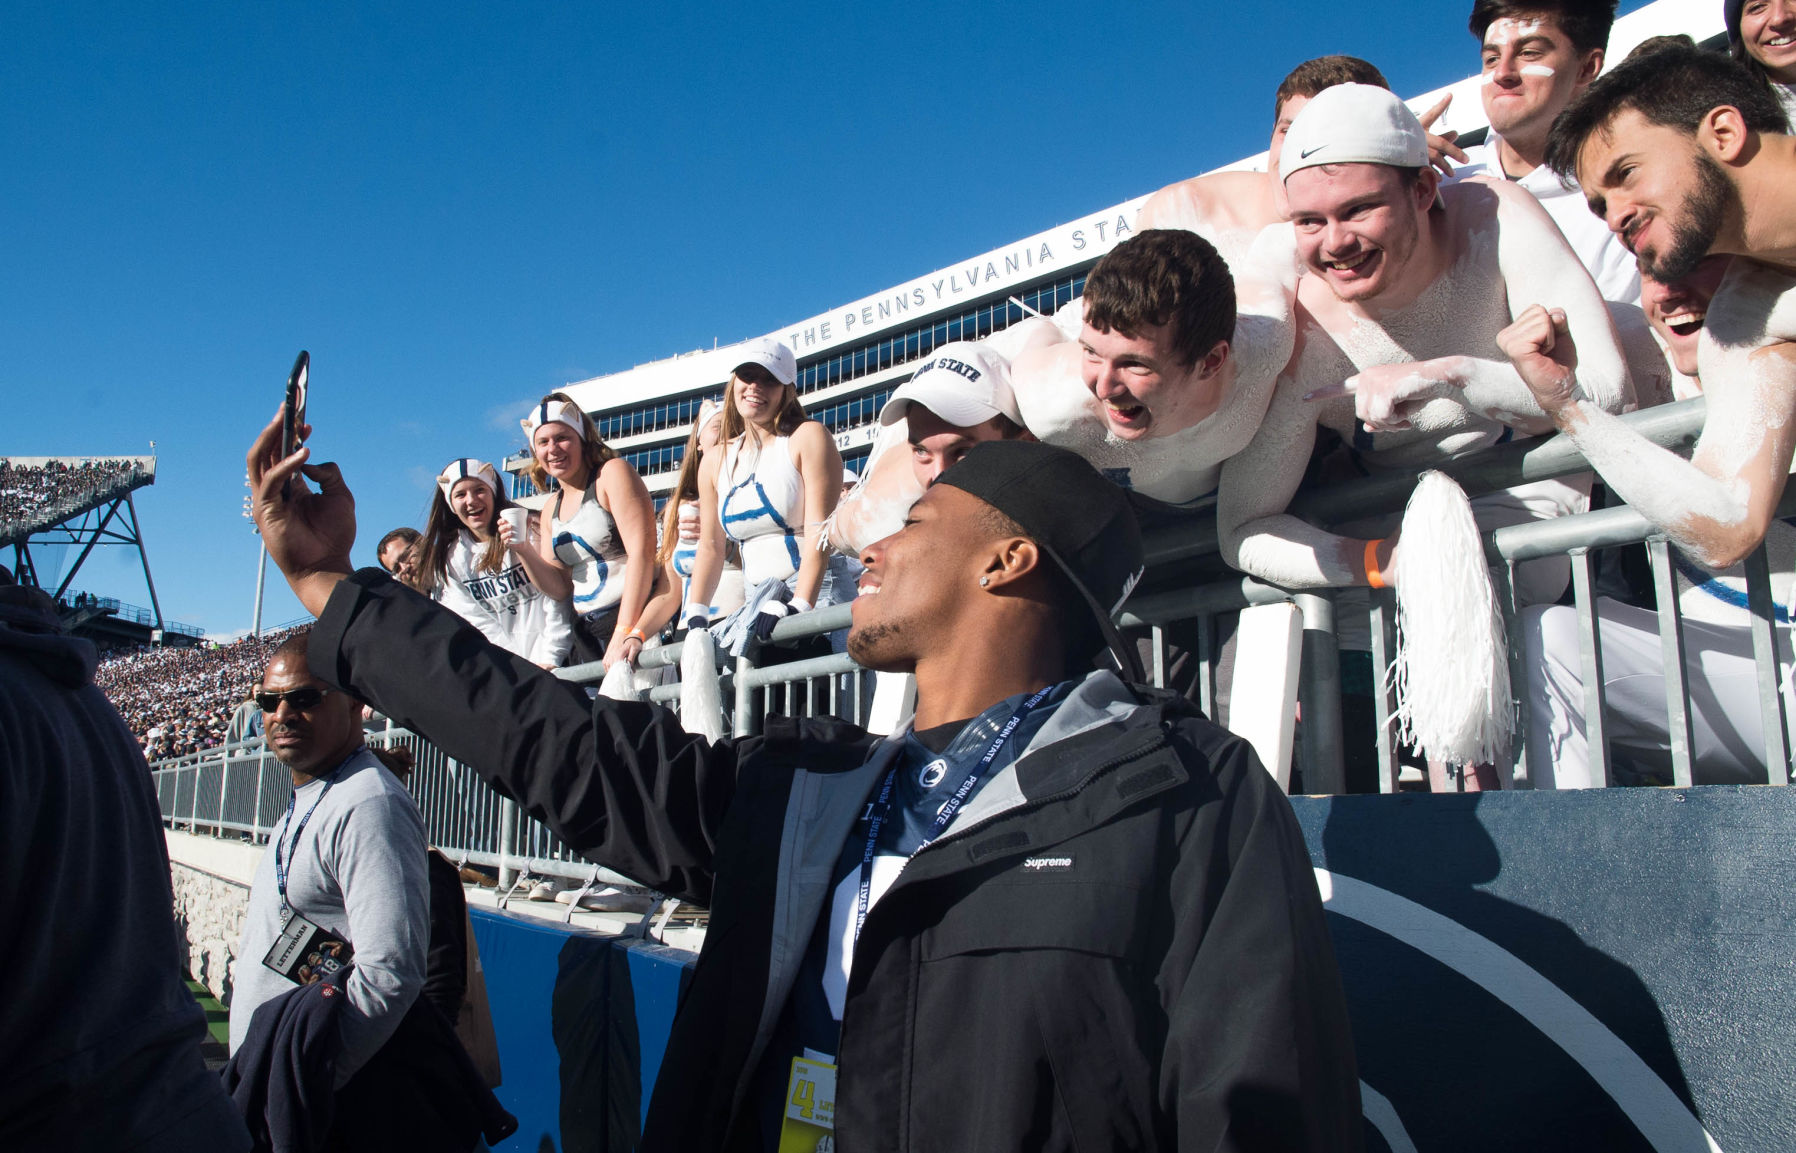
[280,351,310,498]
[281,351,311,458]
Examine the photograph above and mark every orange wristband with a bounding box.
[1364,539,1386,589]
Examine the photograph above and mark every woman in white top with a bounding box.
[654,399,747,617]
[414,458,573,669]
[684,337,855,647]
[523,393,667,669]
[1731,0,1796,122]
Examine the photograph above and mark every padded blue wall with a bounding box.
[471,785,1796,1151]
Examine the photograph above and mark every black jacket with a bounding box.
[311,569,1362,1152]
[1,585,250,1152]
[222,965,517,1153]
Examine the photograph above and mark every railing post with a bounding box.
[1367,587,1400,794]
[1744,543,1791,785]
[1294,592,1345,795]
[498,796,519,890]
[1646,538,1696,787]
[733,652,758,738]
[1194,615,1216,722]
[217,750,230,829]
[256,735,272,837]
[1567,548,1612,788]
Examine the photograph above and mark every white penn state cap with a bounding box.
[878,342,1021,430]
[1280,83,1430,183]
[731,336,797,387]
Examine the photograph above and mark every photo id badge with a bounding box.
[262,907,353,985]
[777,1055,837,1153]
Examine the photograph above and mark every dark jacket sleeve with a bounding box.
[1162,727,1363,1153]
[309,569,742,905]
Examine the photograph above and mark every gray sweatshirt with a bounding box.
[229,749,430,1084]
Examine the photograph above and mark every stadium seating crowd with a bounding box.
[0,458,149,536]
[96,627,303,762]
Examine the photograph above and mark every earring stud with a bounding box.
[979,576,990,587]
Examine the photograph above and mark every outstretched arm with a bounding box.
[1217,381,1393,589]
[1502,266,1796,569]
[250,412,739,903]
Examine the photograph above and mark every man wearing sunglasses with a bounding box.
[226,635,430,1116]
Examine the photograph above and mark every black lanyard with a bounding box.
[852,685,1055,943]
[273,751,356,911]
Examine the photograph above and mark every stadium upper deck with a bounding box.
[506,0,1720,504]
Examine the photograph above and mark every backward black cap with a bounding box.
[936,440,1146,681]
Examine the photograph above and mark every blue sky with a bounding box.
[2,1,1561,635]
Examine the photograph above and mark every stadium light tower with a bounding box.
[243,477,266,639]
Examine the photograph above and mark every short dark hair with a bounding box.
[1082,230,1235,371]
[270,629,312,671]
[1469,0,1618,58]
[1273,56,1389,122]
[376,526,420,568]
[1625,33,1696,63]
[1545,45,1789,180]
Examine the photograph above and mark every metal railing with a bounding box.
[152,397,1790,907]
[150,722,650,898]
[1119,397,1790,792]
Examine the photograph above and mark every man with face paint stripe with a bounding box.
[1452,2,1639,304]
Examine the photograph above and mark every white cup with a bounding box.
[499,507,528,547]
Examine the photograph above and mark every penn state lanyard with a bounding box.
[274,754,354,912]
[852,685,1056,943]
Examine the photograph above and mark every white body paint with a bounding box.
[1564,261,1796,566]
[1518,64,1556,78]
[1483,16,1545,46]
[1010,223,1301,506]
[1134,170,1283,270]
[1218,179,1629,588]
[825,420,926,556]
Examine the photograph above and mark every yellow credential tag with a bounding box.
[777,1055,838,1153]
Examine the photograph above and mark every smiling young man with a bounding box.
[1136,56,1411,268]
[1215,82,1629,607]
[1009,227,1298,512]
[248,413,1362,1152]
[1450,1,1639,303]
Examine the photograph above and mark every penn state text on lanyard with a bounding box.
[274,751,357,912]
[852,685,1055,943]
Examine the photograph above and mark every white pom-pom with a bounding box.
[598,658,642,702]
[679,627,726,743]
[1389,471,1513,766]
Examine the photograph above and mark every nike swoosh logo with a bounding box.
[1300,146,1326,158]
